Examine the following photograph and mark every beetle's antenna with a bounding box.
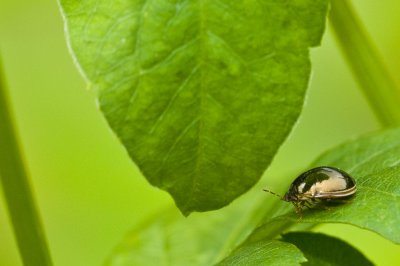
[263,188,284,200]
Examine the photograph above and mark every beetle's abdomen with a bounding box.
[293,167,356,198]
[298,177,347,196]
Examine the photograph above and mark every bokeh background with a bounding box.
[1,0,399,265]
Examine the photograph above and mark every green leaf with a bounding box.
[216,240,306,266]
[281,232,374,266]
[106,192,271,266]
[59,0,328,214]
[247,128,400,244]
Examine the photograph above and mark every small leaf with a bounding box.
[216,240,306,266]
[247,128,400,244]
[59,0,329,214]
[281,232,374,266]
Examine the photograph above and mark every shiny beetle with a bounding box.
[264,166,357,213]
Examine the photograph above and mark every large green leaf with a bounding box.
[247,128,400,244]
[59,0,328,214]
[281,232,373,266]
[216,240,306,266]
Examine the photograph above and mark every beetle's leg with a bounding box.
[309,199,331,210]
[316,199,333,210]
[292,202,303,219]
[303,200,313,209]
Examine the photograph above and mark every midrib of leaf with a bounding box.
[183,0,207,211]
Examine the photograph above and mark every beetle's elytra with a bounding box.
[264,166,357,213]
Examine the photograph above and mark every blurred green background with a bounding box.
[0,0,399,265]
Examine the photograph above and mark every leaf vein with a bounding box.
[141,38,198,75]
[91,11,139,78]
[348,141,400,173]
[160,117,200,173]
[206,93,235,118]
[149,65,199,134]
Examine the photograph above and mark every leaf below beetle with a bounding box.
[247,128,400,245]
[281,232,374,266]
[216,239,306,266]
[59,0,329,214]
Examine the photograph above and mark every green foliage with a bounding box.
[106,194,268,266]
[57,0,400,265]
[249,128,400,245]
[107,128,400,265]
[216,240,306,266]
[281,232,374,266]
[60,0,329,215]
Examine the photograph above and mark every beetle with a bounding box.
[264,166,357,214]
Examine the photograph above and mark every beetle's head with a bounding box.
[283,191,298,202]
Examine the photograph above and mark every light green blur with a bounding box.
[0,0,399,265]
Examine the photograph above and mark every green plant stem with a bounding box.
[0,58,53,265]
[329,0,400,127]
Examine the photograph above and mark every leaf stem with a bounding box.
[0,57,53,265]
[329,0,400,127]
